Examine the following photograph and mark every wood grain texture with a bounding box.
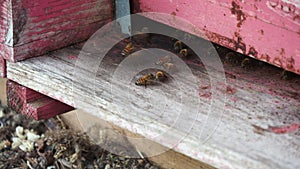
[0,78,7,106]
[6,33,300,169]
[1,0,112,62]
[133,0,300,75]
[0,0,12,77]
[7,80,74,120]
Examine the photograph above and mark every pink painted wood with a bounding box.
[133,0,300,75]
[0,0,112,62]
[7,80,74,120]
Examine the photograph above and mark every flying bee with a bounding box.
[163,62,176,72]
[179,48,190,57]
[121,42,134,56]
[155,55,172,65]
[155,71,168,82]
[173,40,184,52]
[135,73,155,87]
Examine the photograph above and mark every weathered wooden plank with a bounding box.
[6,80,74,120]
[132,0,300,75]
[0,0,112,62]
[6,32,300,169]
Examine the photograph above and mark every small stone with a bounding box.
[104,164,111,169]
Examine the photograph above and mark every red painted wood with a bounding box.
[7,80,74,120]
[0,0,12,77]
[133,0,300,75]
[0,57,6,77]
[1,0,112,62]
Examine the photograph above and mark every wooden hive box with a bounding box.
[0,0,113,77]
[132,0,300,75]
[2,0,300,168]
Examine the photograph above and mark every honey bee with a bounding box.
[173,40,184,52]
[121,42,134,56]
[225,52,239,65]
[241,58,251,69]
[155,55,172,65]
[179,49,189,57]
[155,71,168,82]
[135,73,155,87]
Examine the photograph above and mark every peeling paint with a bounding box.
[259,54,270,62]
[286,57,295,69]
[248,46,258,58]
[234,32,246,54]
[128,0,300,75]
[230,1,247,28]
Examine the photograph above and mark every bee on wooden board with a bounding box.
[241,58,251,70]
[225,52,240,65]
[121,42,134,56]
[173,40,184,52]
[135,71,168,87]
[135,73,155,87]
[155,71,168,82]
[179,48,190,58]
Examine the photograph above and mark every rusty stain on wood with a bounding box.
[230,1,247,28]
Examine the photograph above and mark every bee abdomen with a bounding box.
[121,43,134,56]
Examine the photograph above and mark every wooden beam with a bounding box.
[6,29,300,168]
[6,80,74,120]
[0,0,112,62]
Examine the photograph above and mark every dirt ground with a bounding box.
[0,104,161,169]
